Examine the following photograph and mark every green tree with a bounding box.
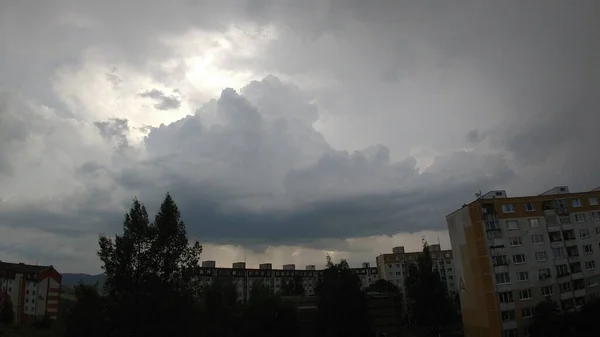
[98,194,202,337]
[197,278,243,337]
[365,279,400,294]
[316,256,372,337]
[405,239,457,333]
[530,298,562,337]
[64,283,108,337]
[281,275,305,296]
[0,296,14,324]
[573,298,600,337]
[244,280,298,337]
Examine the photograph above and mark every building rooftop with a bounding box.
[447,185,600,217]
[0,261,51,274]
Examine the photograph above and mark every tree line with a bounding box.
[529,296,600,337]
[1,194,462,337]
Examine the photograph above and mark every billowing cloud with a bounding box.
[139,89,182,110]
[1,0,598,273]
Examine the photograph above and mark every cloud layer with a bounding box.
[1,0,599,273]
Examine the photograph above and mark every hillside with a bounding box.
[61,273,106,288]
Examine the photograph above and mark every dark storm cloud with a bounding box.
[139,89,182,110]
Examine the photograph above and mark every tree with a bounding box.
[316,256,372,337]
[281,275,305,296]
[244,280,298,337]
[572,298,600,337]
[530,298,562,337]
[98,194,202,337]
[197,278,243,337]
[0,296,14,324]
[405,239,457,333]
[365,279,400,294]
[64,283,108,337]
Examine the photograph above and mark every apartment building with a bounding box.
[376,244,457,313]
[446,186,600,337]
[0,261,62,323]
[197,261,378,302]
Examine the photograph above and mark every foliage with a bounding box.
[315,256,372,337]
[405,239,458,331]
[530,298,600,337]
[280,275,305,296]
[197,278,243,337]
[97,194,202,337]
[0,295,14,324]
[365,279,400,294]
[64,283,108,337]
[243,280,298,337]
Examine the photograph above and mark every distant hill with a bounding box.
[61,273,106,289]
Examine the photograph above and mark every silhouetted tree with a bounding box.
[405,239,457,333]
[281,275,305,296]
[197,278,242,337]
[244,280,298,337]
[366,279,400,294]
[0,296,14,324]
[98,194,202,337]
[316,256,372,337]
[572,298,600,337]
[64,283,108,337]
[530,298,562,337]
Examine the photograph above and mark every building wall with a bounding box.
[448,188,600,337]
[447,205,501,337]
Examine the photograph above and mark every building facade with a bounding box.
[376,243,457,319]
[447,186,600,337]
[0,261,62,323]
[197,261,378,302]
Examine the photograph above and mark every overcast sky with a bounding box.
[1,0,599,274]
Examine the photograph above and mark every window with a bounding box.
[498,291,513,303]
[589,276,599,287]
[556,264,569,276]
[487,230,503,239]
[583,244,593,254]
[496,272,511,284]
[506,220,519,230]
[522,307,535,318]
[535,251,548,262]
[513,254,526,264]
[525,202,536,212]
[501,310,515,322]
[538,268,551,280]
[519,289,532,300]
[517,271,529,281]
[559,282,571,293]
[502,204,515,213]
[531,234,544,244]
[492,255,508,266]
[541,286,553,296]
[504,329,517,337]
[572,199,582,207]
[580,229,590,239]
[592,212,600,221]
[585,260,596,270]
[509,237,522,247]
[485,220,500,230]
[557,199,567,208]
[559,216,571,224]
[596,227,600,235]
[575,214,586,223]
[590,197,599,206]
[528,218,540,228]
[553,247,566,259]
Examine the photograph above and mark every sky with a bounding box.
[1,0,599,274]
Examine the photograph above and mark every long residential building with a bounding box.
[376,244,458,315]
[0,261,62,323]
[447,186,600,337]
[197,261,379,302]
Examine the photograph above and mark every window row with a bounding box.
[495,268,600,284]
[500,197,599,214]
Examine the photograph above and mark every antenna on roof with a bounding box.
[475,191,482,199]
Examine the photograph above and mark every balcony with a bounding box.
[574,289,586,298]
[561,292,574,301]
[558,207,570,215]
[547,225,562,233]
